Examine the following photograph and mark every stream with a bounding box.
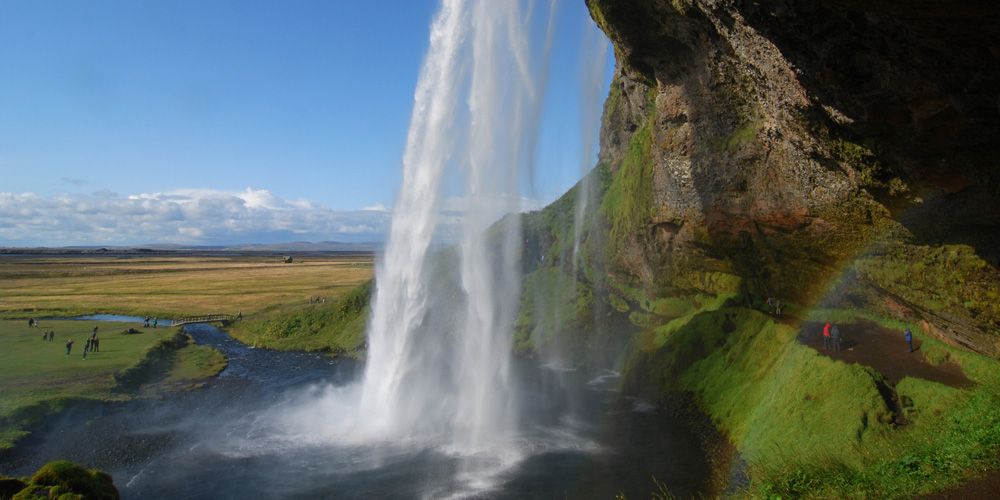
[1,321,717,499]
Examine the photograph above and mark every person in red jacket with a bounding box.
[823,323,832,350]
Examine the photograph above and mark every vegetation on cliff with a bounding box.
[516,1,1000,497]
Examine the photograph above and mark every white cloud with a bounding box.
[0,187,555,248]
[362,202,390,212]
[0,188,393,247]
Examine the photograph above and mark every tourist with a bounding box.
[905,326,913,352]
[153,318,158,328]
[766,297,773,314]
[65,339,74,356]
[93,336,99,352]
[82,345,87,360]
[49,330,54,342]
[823,323,832,350]
[92,326,98,337]
[831,325,841,352]
[775,300,783,316]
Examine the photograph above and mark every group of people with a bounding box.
[765,297,783,316]
[822,322,843,351]
[143,316,158,328]
[41,330,55,342]
[61,327,100,359]
[821,323,917,353]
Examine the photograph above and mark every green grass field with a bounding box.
[0,319,226,450]
[0,253,372,451]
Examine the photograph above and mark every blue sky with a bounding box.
[0,0,612,247]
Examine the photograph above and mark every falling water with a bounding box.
[572,20,610,265]
[0,4,718,499]
[358,0,553,455]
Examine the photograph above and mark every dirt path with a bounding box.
[917,470,1000,499]
[795,317,972,388]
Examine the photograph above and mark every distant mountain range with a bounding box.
[1,241,383,253]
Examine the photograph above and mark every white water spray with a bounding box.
[358,0,554,454]
[572,19,610,265]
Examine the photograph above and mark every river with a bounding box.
[1,321,719,499]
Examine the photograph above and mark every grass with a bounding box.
[619,292,1000,499]
[0,253,374,320]
[227,280,373,356]
[853,243,1000,328]
[0,253,372,449]
[0,319,226,450]
[602,122,654,251]
[3,460,119,499]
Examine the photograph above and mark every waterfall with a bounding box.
[572,19,609,266]
[357,0,553,454]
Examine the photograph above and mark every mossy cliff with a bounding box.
[515,0,1000,496]
[583,0,1000,356]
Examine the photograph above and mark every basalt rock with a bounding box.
[586,0,1000,356]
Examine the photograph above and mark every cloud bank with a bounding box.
[0,188,391,248]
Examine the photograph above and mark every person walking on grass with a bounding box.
[66,339,73,356]
[905,326,913,352]
[823,323,832,350]
[92,336,99,352]
[153,318,158,329]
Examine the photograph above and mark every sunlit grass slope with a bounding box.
[227,280,373,356]
[623,302,1000,499]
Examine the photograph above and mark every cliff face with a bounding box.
[586,0,1000,355]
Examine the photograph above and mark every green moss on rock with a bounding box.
[8,460,120,500]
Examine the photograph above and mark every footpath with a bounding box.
[795,317,971,388]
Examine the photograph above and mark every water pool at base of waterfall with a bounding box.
[0,323,715,499]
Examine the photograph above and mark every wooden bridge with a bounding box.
[171,314,239,327]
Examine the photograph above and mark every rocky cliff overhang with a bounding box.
[587,0,1000,355]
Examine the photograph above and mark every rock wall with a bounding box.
[586,0,1000,355]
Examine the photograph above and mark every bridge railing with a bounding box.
[172,314,237,326]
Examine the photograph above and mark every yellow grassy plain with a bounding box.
[0,253,374,319]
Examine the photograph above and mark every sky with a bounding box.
[0,0,613,247]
